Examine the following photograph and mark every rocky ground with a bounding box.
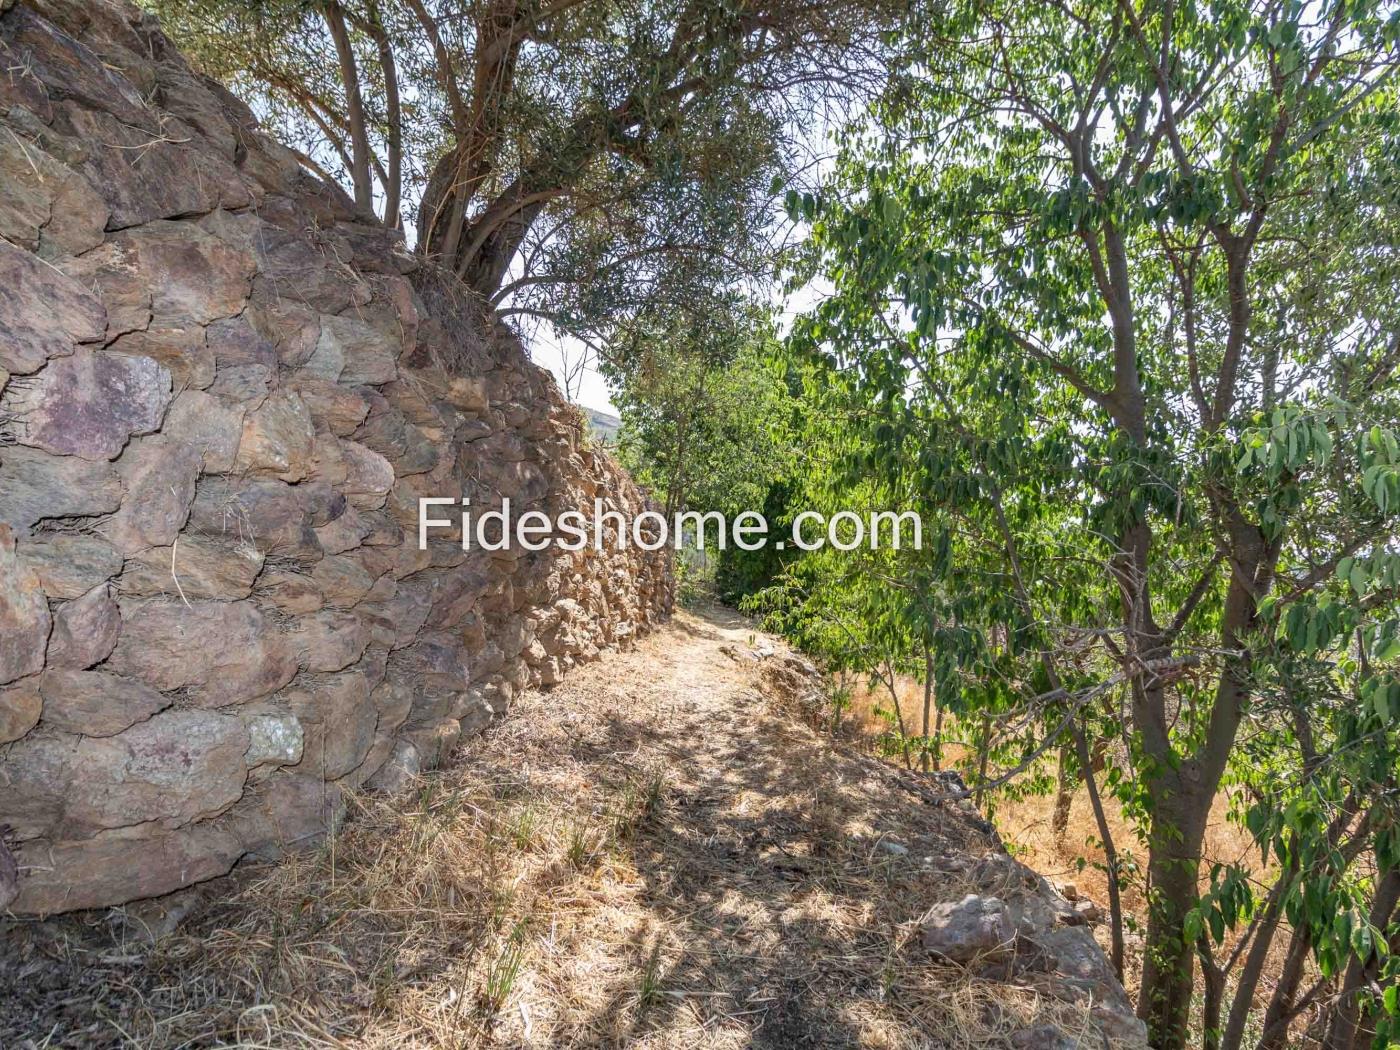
[0,605,1144,1048]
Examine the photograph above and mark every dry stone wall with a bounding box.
[0,0,673,915]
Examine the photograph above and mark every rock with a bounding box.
[15,534,123,599]
[311,553,375,607]
[13,822,246,915]
[287,377,371,436]
[290,609,370,673]
[234,389,315,480]
[187,476,331,561]
[106,599,297,707]
[0,239,106,374]
[161,390,244,473]
[78,221,256,328]
[285,668,377,779]
[340,439,396,509]
[0,445,123,535]
[1009,1025,1076,1049]
[0,676,43,744]
[121,534,265,599]
[255,568,324,614]
[38,669,168,736]
[45,582,120,669]
[1073,898,1100,923]
[0,524,51,685]
[920,894,1018,963]
[0,349,171,459]
[244,712,304,767]
[303,313,398,386]
[364,739,420,793]
[104,324,214,391]
[0,131,107,258]
[102,437,202,554]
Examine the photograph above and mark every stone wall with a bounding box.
[0,0,672,915]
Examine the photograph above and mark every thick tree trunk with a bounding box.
[1324,867,1400,1050]
[1138,781,1212,1049]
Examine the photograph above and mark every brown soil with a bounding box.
[2,605,1115,1048]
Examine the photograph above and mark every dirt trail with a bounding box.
[2,606,1135,1048]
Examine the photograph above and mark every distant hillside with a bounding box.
[583,407,621,444]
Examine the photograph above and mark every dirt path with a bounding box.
[2,606,1135,1048]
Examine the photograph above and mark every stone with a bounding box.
[0,130,107,257]
[287,377,371,436]
[920,894,1018,963]
[290,609,370,673]
[187,477,331,561]
[255,568,324,614]
[340,439,396,509]
[106,599,297,707]
[303,313,398,385]
[82,221,255,328]
[355,404,438,476]
[314,505,371,555]
[38,668,168,737]
[104,324,215,391]
[45,582,120,669]
[0,524,51,685]
[311,554,375,608]
[15,534,123,599]
[102,437,202,554]
[285,669,377,779]
[1009,1025,1076,1050]
[162,390,244,473]
[1073,898,1100,923]
[0,349,171,459]
[122,534,265,600]
[13,822,246,916]
[0,239,106,374]
[244,712,304,767]
[0,676,43,744]
[234,389,315,481]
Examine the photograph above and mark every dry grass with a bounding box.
[837,674,1296,1026]
[2,606,1120,1049]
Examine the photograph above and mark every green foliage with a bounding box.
[763,0,1400,1043]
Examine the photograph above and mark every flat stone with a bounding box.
[254,568,323,614]
[162,390,244,474]
[12,821,245,916]
[290,609,370,673]
[0,239,107,374]
[106,599,297,707]
[122,534,265,600]
[187,477,336,562]
[0,131,107,258]
[15,534,123,599]
[102,437,201,554]
[0,348,171,459]
[39,668,169,737]
[233,389,315,481]
[284,668,376,779]
[0,676,43,744]
[0,524,51,685]
[311,553,375,608]
[301,313,396,385]
[340,439,396,509]
[0,446,122,535]
[920,894,1017,963]
[105,324,214,391]
[45,582,119,669]
[286,377,370,436]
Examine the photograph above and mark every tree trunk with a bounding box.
[1323,867,1400,1050]
[322,1,374,214]
[1051,743,1074,840]
[1137,780,1212,1049]
[920,643,934,772]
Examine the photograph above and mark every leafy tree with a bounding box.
[149,0,908,348]
[783,0,1400,1046]
[606,306,794,520]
